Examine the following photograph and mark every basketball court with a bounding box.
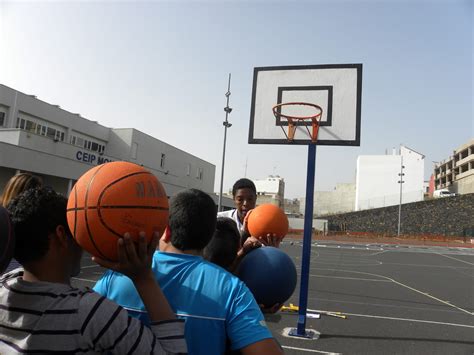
[72,239,474,354]
[271,240,474,354]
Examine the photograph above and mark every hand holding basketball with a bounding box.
[247,204,288,242]
[258,233,282,248]
[67,162,169,261]
[93,231,158,282]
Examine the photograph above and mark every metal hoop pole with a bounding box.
[295,143,317,336]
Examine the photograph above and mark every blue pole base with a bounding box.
[287,328,320,340]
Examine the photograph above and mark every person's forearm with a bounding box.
[133,273,176,322]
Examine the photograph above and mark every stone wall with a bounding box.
[326,193,474,237]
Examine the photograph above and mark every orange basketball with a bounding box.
[247,204,289,239]
[67,161,169,261]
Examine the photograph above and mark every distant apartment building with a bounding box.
[434,139,474,195]
[284,198,300,217]
[254,175,285,208]
[355,146,425,211]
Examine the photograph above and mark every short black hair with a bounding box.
[203,217,240,270]
[232,178,256,197]
[7,188,68,265]
[169,189,217,251]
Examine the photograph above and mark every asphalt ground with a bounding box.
[72,240,474,355]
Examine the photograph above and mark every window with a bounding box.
[197,167,203,180]
[70,135,76,145]
[91,142,99,152]
[160,153,166,168]
[0,112,5,126]
[186,164,191,176]
[46,127,56,139]
[76,137,84,147]
[53,130,65,141]
[25,120,36,132]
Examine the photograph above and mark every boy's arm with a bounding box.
[93,233,175,322]
[226,282,280,354]
[79,293,186,354]
[90,233,187,354]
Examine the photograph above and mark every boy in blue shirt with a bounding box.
[94,188,282,355]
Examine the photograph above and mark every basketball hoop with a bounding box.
[272,102,323,143]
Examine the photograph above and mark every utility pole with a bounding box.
[218,74,232,212]
[397,155,405,236]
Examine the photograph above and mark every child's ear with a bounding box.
[53,225,69,248]
[161,225,171,242]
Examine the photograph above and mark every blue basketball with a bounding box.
[237,247,297,307]
[0,207,15,274]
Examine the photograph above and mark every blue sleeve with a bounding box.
[226,282,273,351]
[93,270,113,296]
[93,270,151,325]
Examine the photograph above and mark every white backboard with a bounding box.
[248,64,363,145]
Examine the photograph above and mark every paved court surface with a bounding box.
[73,240,474,355]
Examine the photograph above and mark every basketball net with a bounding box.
[272,102,322,143]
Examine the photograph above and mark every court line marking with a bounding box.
[305,242,474,255]
[436,253,474,266]
[306,308,474,329]
[309,274,390,282]
[281,345,340,354]
[305,296,470,315]
[366,250,388,256]
[380,262,473,270]
[317,268,473,316]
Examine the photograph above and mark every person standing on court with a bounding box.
[218,178,281,248]
[1,187,187,354]
[94,188,283,355]
[1,173,42,274]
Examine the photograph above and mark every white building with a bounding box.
[0,84,230,206]
[253,175,285,208]
[355,146,425,211]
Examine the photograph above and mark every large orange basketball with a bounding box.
[247,204,289,239]
[67,161,169,261]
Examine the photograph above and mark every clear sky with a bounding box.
[0,0,472,198]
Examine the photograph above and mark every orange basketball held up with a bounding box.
[247,203,289,239]
[67,161,169,261]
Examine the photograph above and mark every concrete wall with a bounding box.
[288,218,328,232]
[129,129,215,196]
[455,171,474,195]
[326,193,474,237]
[299,183,356,217]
